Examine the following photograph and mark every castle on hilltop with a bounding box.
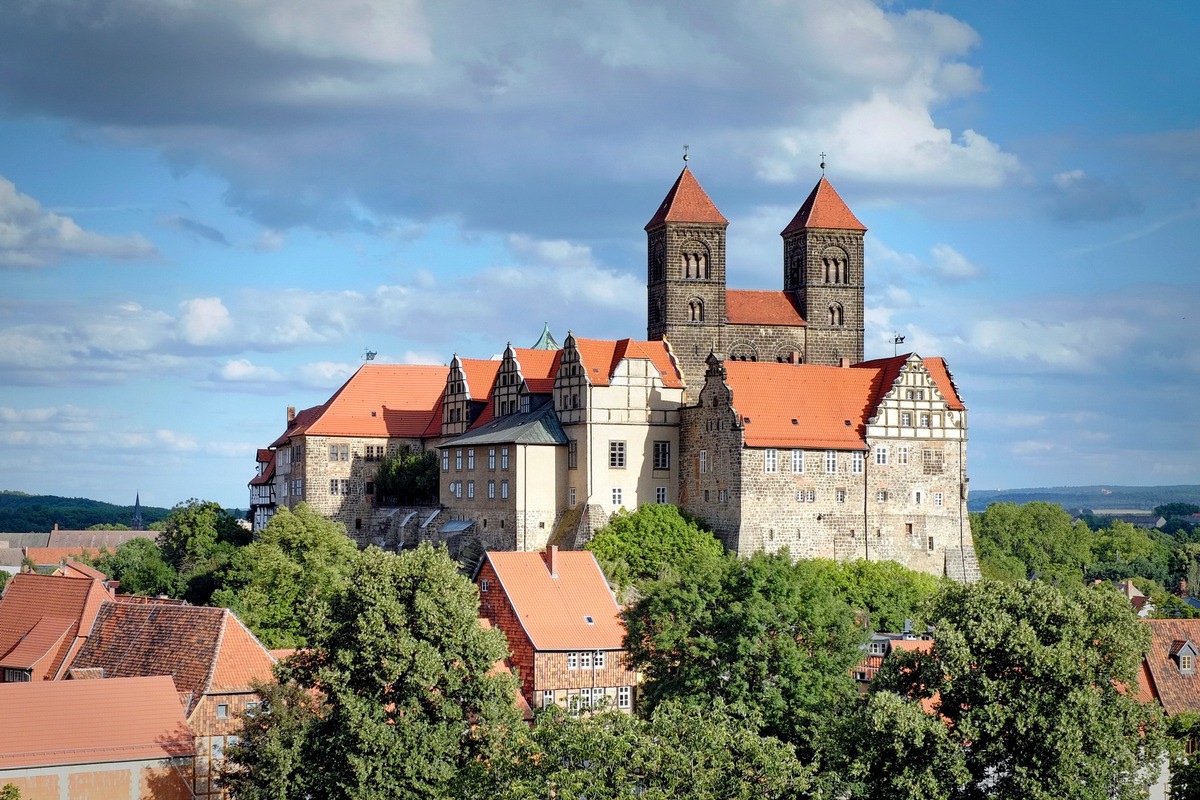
[250,167,980,581]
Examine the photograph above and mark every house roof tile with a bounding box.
[508,348,563,395]
[572,337,684,389]
[25,547,102,565]
[0,676,194,768]
[781,176,866,234]
[1141,619,1200,716]
[47,530,158,549]
[645,167,728,229]
[725,290,807,327]
[303,364,448,439]
[269,404,325,448]
[483,549,625,652]
[0,572,112,680]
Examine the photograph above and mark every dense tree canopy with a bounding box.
[157,498,250,605]
[972,501,1093,583]
[210,503,359,648]
[873,580,1166,800]
[92,537,177,597]
[585,504,724,587]
[374,450,439,505]
[805,558,943,633]
[623,551,864,754]
[227,545,521,800]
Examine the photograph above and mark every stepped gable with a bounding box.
[483,549,624,651]
[0,572,112,681]
[0,676,194,769]
[781,176,867,234]
[572,336,684,389]
[71,603,275,715]
[725,290,807,327]
[304,363,448,438]
[723,361,882,450]
[644,166,728,229]
[853,353,965,411]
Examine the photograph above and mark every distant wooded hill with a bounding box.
[0,491,244,532]
[968,485,1200,514]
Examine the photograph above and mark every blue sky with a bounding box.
[1,0,1197,510]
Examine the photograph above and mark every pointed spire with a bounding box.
[529,323,561,350]
[132,493,143,531]
[781,176,866,235]
[645,167,728,230]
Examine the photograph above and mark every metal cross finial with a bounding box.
[683,144,689,163]
[819,152,827,174]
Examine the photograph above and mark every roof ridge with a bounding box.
[200,609,228,696]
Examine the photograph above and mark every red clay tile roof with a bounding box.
[781,176,867,234]
[483,549,626,651]
[269,403,326,448]
[249,451,276,486]
[724,361,879,449]
[461,358,503,400]
[1140,619,1200,716]
[46,530,158,549]
[25,547,102,565]
[572,337,684,389]
[725,290,807,327]
[922,357,966,411]
[509,348,563,394]
[53,559,108,582]
[0,675,194,768]
[304,364,448,439]
[0,573,112,680]
[645,167,728,229]
[72,603,275,715]
[852,354,966,412]
[0,616,72,671]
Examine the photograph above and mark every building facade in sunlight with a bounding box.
[249,168,979,580]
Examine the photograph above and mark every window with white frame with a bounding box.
[791,449,804,473]
[836,488,846,503]
[567,652,578,669]
[488,448,496,469]
[501,447,510,470]
[656,486,667,504]
[612,487,623,506]
[901,412,912,427]
[467,480,475,499]
[934,491,944,507]
[897,446,909,465]
[653,441,671,470]
[617,686,631,709]
[488,480,496,499]
[501,480,509,499]
[875,447,888,465]
[852,452,864,474]
[920,413,931,428]
[609,441,626,468]
[876,489,888,502]
[442,451,449,471]
[467,449,475,470]
[807,489,815,503]
[580,651,593,669]
[699,449,708,474]
[569,486,577,506]
[825,450,837,474]
[764,448,778,473]
[329,445,338,462]
[595,651,606,668]
[542,690,554,709]
[592,687,606,706]
[455,449,463,470]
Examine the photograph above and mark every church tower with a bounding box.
[645,166,728,395]
[781,177,866,365]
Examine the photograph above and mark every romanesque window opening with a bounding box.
[689,298,705,322]
[829,303,844,326]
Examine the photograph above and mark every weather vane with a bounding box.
[892,333,906,357]
[683,144,689,163]
[820,152,827,174]
[363,348,377,361]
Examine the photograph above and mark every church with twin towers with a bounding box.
[253,164,980,582]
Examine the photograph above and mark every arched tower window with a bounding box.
[689,298,705,323]
[681,242,710,280]
[821,246,850,284]
[651,241,664,282]
[729,344,757,362]
[829,303,844,326]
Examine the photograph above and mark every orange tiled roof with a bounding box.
[0,675,194,768]
[781,176,867,234]
[0,572,112,680]
[25,547,101,565]
[304,363,448,439]
[725,290,807,327]
[1140,619,1200,715]
[249,450,276,486]
[573,337,684,389]
[923,357,966,411]
[484,549,626,652]
[53,559,107,582]
[269,403,326,448]
[71,603,275,715]
[461,358,503,400]
[509,348,563,394]
[724,361,880,449]
[645,167,728,229]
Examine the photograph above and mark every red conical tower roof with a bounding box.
[645,167,728,230]
[781,176,866,235]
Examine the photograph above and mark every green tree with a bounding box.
[971,501,1094,584]
[0,571,9,594]
[211,504,359,648]
[374,451,439,505]
[805,558,943,633]
[0,783,21,800]
[226,545,521,800]
[158,499,247,604]
[1155,503,1200,519]
[623,551,864,755]
[585,504,724,587]
[874,580,1167,800]
[471,700,813,800]
[1088,520,1172,584]
[92,538,178,597]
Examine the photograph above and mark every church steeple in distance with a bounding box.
[132,492,143,531]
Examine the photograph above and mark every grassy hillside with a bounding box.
[968,485,1200,514]
[0,491,174,532]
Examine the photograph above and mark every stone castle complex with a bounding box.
[249,167,980,581]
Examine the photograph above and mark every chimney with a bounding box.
[541,545,559,578]
[53,523,59,532]
[287,406,296,424]
[839,358,850,368]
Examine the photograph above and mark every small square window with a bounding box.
[656,486,667,504]
[216,703,229,720]
[934,491,944,507]
[612,487,623,506]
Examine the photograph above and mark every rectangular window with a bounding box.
[901,412,912,427]
[718,489,728,503]
[852,452,864,474]
[580,651,593,669]
[501,448,510,470]
[764,448,778,473]
[365,481,375,495]
[934,491,944,507]
[699,449,708,474]
[216,703,229,720]
[836,489,846,503]
[920,413,931,428]
[488,448,496,470]
[1183,655,1196,674]
[914,490,923,505]
[340,445,349,461]
[791,449,804,473]
[595,651,606,669]
[488,480,496,499]
[568,439,577,470]
[467,480,475,499]
[825,450,837,474]
[593,687,607,706]
[467,449,475,470]
[656,486,667,504]
[329,444,338,461]
[542,690,555,709]
[897,446,909,465]
[340,479,349,495]
[567,652,578,670]
[875,447,888,465]
[501,480,509,499]
[455,449,463,470]
[569,486,577,507]
[330,478,339,495]
[480,578,489,592]
[807,489,815,503]
[653,441,671,470]
[617,686,631,709]
[442,451,450,471]
[609,441,626,468]
[876,489,888,502]
[927,535,935,552]
[3,669,30,682]
[612,487,623,506]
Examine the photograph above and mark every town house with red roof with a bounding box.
[0,572,112,683]
[1137,618,1200,800]
[477,546,637,713]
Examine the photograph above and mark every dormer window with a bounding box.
[1183,655,1195,674]
[1171,639,1198,674]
